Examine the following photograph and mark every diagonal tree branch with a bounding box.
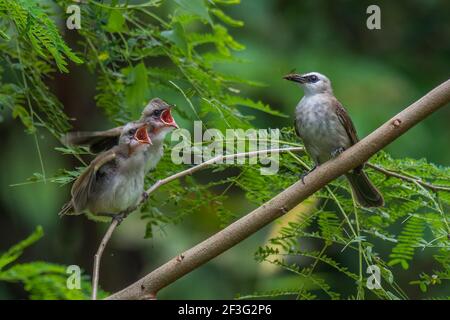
[105,79,450,300]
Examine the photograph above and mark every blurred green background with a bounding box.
[0,0,449,299]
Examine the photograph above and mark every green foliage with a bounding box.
[56,0,278,127]
[0,0,82,140]
[388,216,426,270]
[0,226,43,270]
[2,0,449,300]
[0,227,102,299]
[0,0,82,72]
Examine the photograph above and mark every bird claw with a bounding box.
[112,212,127,225]
[331,147,345,158]
[300,173,307,184]
[299,165,317,184]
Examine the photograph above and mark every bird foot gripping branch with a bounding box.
[111,212,129,225]
[300,165,317,184]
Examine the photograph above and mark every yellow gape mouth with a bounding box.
[134,125,152,144]
[160,108,178,128]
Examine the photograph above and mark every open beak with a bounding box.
[283,73,307,84]
[160,108,179,128]
[134,125,152,145]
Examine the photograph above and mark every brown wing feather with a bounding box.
[58,201,74,217]
[61,127,123,153]
[68,148,118,214]
[333,99,359,145]
[89,136,120,153]
[294,118,301,138]
[333,98,364,172]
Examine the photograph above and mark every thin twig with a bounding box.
[92,219,119,300]
[144,147,304,196]
[91,146,304,299]
[367,163,450,192]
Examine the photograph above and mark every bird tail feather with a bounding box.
[58,201,82,217]
[345,171,384,208]
[60,132,118,153]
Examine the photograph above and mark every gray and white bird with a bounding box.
[284,71,384,207]
[61,98,178,173]
[59,122,152,218]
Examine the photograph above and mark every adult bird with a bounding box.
[283,71,384,207]
[61,98,178,173]
[59,122,152,220]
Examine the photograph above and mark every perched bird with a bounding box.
[283,71,384,207]
[59,122,152,219]
[61,98,178,173]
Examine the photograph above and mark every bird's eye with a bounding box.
[309,75,319,83]
[129,129,137,135]
[153,110,162,117]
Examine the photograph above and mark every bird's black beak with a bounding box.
[283,73,307,84]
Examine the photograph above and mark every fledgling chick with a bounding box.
[61,98,178,173]
[284,71,384,208]
[59,122,152,219]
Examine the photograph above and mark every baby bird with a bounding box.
[59,122,152,220]
[61,98,178,173]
